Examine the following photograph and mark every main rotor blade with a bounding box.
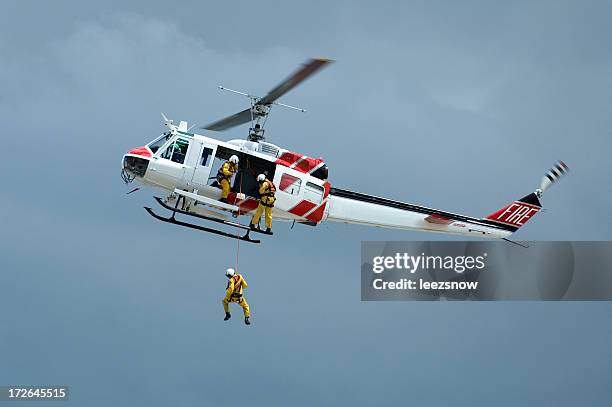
[201,108,252,131]
[257,57,333,106]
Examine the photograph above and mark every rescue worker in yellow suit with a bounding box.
[250,174,276,234]
[217,155,239,203]
[222,268,251,325]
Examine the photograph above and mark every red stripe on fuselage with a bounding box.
[276,152,303,168]
[276,152,325,174]
[322,182,330,198]
[289,200,317,217]
[305,202,327,222]
[425,214,453,224]
[127,146,152,158]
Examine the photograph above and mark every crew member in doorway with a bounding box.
[216,155,239,203]
[222,268,250,325]
[250,174,276,234]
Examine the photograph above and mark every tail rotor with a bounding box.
[484,160,570,232]
[537,160,569,197]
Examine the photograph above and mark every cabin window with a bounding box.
[311,164,329,180]
[161,138,190,164]
[148,134,172,153]
[200,147,213,166]
[304,182,324,204]
[279,174,302,195]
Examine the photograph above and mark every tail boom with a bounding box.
[326,188,513,238]
[326,160,568,239]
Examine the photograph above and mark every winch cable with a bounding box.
[234,159,259,272]
[235,166,244,273]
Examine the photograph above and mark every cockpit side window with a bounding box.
[161,138,190,164]
[148,134,172,154]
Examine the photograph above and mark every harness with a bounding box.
[217,162,236,182]
[260,180,276,207]
[227,275,243,300]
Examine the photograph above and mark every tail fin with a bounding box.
[483,161,569,231]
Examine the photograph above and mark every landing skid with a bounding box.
[153,197,273,235]
[144,197,262,243]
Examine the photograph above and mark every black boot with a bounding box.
[224,312,231,321]
[245,317,251,325]
[219,198,228,203]
[266,228,273,235]
[250,224,256,231]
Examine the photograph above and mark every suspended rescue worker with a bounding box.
[217,155,239,203]
[250,174,276,234]
[222,268,251,325]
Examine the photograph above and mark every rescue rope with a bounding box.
[235,164,244,273]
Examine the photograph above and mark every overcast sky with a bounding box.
[1,1,611,406]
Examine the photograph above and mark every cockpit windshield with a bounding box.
[147,134,172,153]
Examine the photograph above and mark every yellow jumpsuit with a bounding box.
[217,161,238,200]
[251,179,276,229]
[222,274,250,317]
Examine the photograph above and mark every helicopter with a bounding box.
[121,58,569,244]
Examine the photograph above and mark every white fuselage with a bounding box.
[123,130,512,239]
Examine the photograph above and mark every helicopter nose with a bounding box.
[122,147,151,179]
